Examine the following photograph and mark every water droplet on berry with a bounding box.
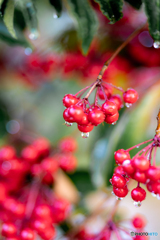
[136,146,140,148]
[153,41,160,49]
[53,13,58,19]
[133,201,141,207]
[157,194,160,200]
[151,192,157,197]
[24,47,32,55]
[112,121,117,125]
[109,179,112,183]
[81,132,89,138]
[111,191,115,195]
[125,103,132,108]
[116,196,123,200]
[29,29,39,40]
[65,121,73,127]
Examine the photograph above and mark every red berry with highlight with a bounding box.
[114,149,130,165]
[131,187,146,202]
[78,123,94,133]
[102,100,118,115]
[132,215,146,229]
[88,108,105,126]
[1,223,17,238]
[113,185,128,197]
[63,94,79,108]
[123,89,138,104]
[111,173,126,188]
[105,111,119,124]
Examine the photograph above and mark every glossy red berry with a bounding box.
[63,108,74,122]
[32,220,47,234]
[105,111,119,124]
[32,138,50,157]
[113,185,128,197]
[123,88,138,104]
[132,156,149,172]
[41,157,59,174]
[77,112,90,125]
[52,198,71,223]
[20,229,35,240]
[63,94,79,108]
[131,187,146,202]
[39,226,56,240]
[109,95,123,110]
[111,173,126,188]
[122,159,135,175]
[132,215,146,229]
[102,100,118,115]
[98,86,113,100]
[21,145,38,163]
[68,105,84,122]
[0,146,16,161]
[34,204,51,219]
[59,137,77,153]
[114,166,126,175]
[133,171,147,184]
[146,166,160,181]
[78,123,94,133]
[114,149,130,165]
[88,108,105,126]
[1,223,17,238]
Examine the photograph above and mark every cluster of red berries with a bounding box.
[0,136,78,240]
[63,80,138,138]
[74,213,147,240]
[111,135,160,206]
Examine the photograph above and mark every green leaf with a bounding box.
[66,0,98,55]
[125,0,142,9]
[143,0,160,42]
[0,0,4,8]
[49,0,62,17]
[3,0,16,38]
[94,0,123,23]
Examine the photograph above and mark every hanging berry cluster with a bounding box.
[63,79,138,138]
[110,110,160,207]
[0,136,78,240]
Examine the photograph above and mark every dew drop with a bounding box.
[81,132,89,138]
[65,121,73,127]
[29,29,39,40]
[157,194,160,200]
[112,121,117,125]
[116,196,123,200]
[111,191,115,195]
[136,146,140,148]
[53,13,58,19]
[24,47,32,55]
[133,201,141,207]
[109,179,112,183]
[151,192,157,197]
[125,103,132,108]
[153,41,160,49]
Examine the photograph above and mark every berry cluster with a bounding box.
[63,80,138,138]
[74,213,147,240]
[0,136,78,239]
[110,134,160,206]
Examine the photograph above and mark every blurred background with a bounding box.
[0,0,160,239]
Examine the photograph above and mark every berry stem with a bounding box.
[153,146,157,166]
[100,85,108,101]
[134,142,153,157]
[74,83,94,97]
[109,199,120,220]
[103,82,124,93]
[97,22,147,80]
[126,138,153,152]
[156,109,160,137]
[85,79,101,99]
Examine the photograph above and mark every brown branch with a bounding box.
[156,109,160,137]
[97,21,148,80]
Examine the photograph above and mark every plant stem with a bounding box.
[153,146,157,166]
[97,22,147,80]
[126,138,153,152]
[85,79,101,99]
[156,109,160,137]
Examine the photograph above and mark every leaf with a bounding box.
[3,0,16,38]
[0,0,4,8]
[94,0,123,23]
[49,0,62,17]
[66,0,98,55]
[125,0,142,9]
[143,0,160,42]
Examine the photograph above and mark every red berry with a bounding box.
[39,226,56,240]
[20,229,35,240]
[131,187,146,202]
[113,185,128,197]
[122,159,135,175]
[123,88,138,104]
[133,171,147,184]
[151,182,160,194]
[102,100,118,115]
[105,111,119,124]
[21,146,38,163]
[63,94,79,108]
[63,108,74,123]
[59,137,77,153]
[0,183,7,203]
[0,146,16,161]
[32,220,47,234]
[1,223,17,238]
[88,108,105,126]
[77,113,90,125]
[41,157,59,174]
[68,105,84,122]
[52,198,71,223]
[114,149,130,165]
[32,138,50,157]
[146,166,160,181]
[78,123,94,133]
[98,86,113,100]
[109,95,123,110]
[132,156,149,172]
[34,204,51,219]
[58,154,77,172]
[114,166,126,175]
[111,173,126,188]
[132,215,146,229]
